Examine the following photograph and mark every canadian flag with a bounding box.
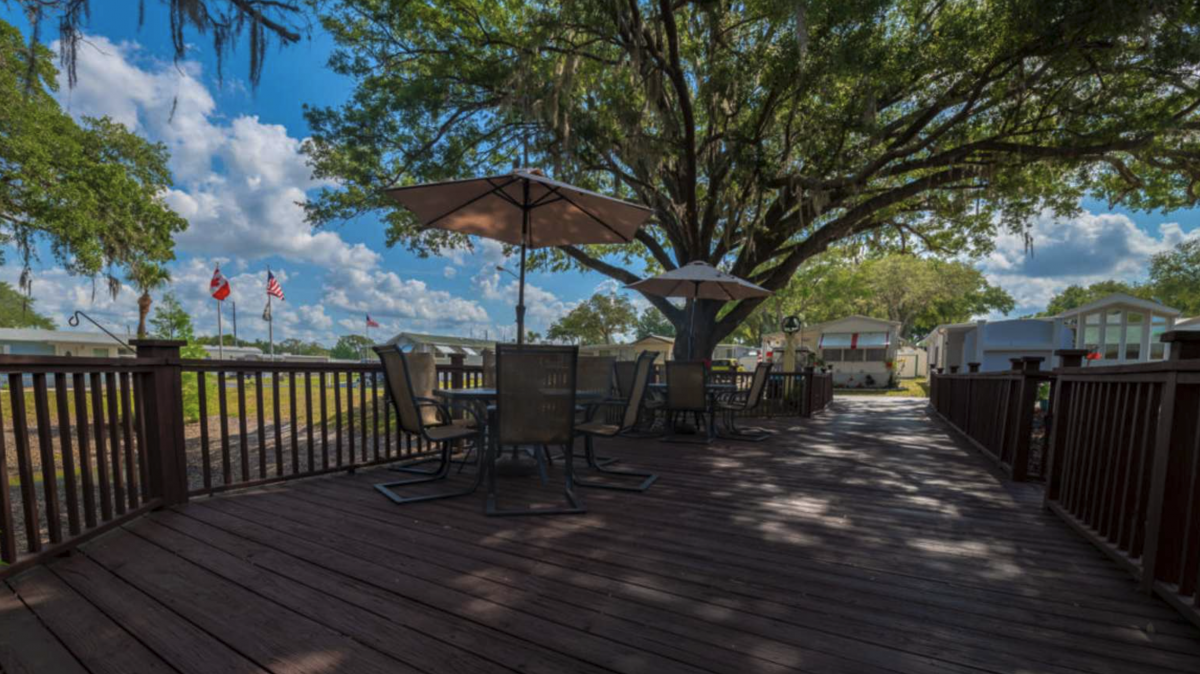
[210,267,231,301]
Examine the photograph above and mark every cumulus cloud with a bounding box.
[980,210,1198,315]
[57,36,377,271]
[322,267,489,333]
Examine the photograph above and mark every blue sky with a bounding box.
[3,7,1199,346]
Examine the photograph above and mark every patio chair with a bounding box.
[574,351,660,492]
[372,345,483,505]
[715,362,774,441]
[489,344,586,516]
[613,355,663,436]
[662,361,712,444]
[482,348,496,388]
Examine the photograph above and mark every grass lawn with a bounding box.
[836,378,929,397]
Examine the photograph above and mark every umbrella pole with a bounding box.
[516,182,529,345]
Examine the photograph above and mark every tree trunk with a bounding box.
[670,300,724,361]
[137,292,152,338]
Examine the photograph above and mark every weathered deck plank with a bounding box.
[2,397,1198,674]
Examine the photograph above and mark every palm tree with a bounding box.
[130,262,170,338]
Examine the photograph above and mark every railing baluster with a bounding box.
[320,372,329,470]
[131,372,149,502]
[345,371,354,467]
[198,372,212,494]
[289,372,299,475]
[237,371,250,482]
[334,371,343,467]
[218,371,232,487]
[0,380,18,562]
[32,374,62,544]
[53,373,80,536]
[105,372,125,516]
[72,373,95,530]
[272,371,283,477]
[119,372,139,510]
[360,371,368,463]
[89,373,112,521]
[306,372,315,472]
[372,371,380,462]
[255,371,267,479]
[9,375,39,552]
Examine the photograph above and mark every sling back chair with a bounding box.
[489,344,586,516]
[662,360,713,444]
[373,345,484,505]
[574,350,660,492]
[715,362,774,441]
[613,357,663,436]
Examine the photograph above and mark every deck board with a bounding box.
[3,397,1199,674]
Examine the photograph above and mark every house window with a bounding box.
[1083,312,1101,355]
[1150,315,1168,360]
[1104,310,1122,361]
[822,349,842,362]
[93,348,109,357]
[1124,313,1143,361]
[864,348,886,362]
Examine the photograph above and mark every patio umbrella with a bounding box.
[384,168,653,344]
[625,261,771,359]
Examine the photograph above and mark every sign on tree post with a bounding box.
[781,315,802,374]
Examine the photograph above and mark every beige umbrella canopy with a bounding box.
[626,261,771,358]
[384,168,653,343]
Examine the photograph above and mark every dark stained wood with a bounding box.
[272,372,283,477]
[288,372,299,473]
[0,382,16,562]
[334,371,344,467]
[53,373,80,536]
[255,371,266,479]
[346,371,355,466]
[6,398,1200,674]
[9,375,40,551]
[319,372,329,470]
[360,371,368,463]
[371,372,380,461]
[0,582,88,674]
[304,372,314,472]
[89,372,112,521]
[118,372,139,509]
[104,372,125,515]
[71,373,96,530]
[218,371,232,487]
[197,371,211,493]
[237,372,250,482]
[31,373,61,544]
[8,567,174,673]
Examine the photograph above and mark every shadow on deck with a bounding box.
[3,398,1199,674]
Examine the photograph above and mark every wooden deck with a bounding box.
[3,397,1199,674]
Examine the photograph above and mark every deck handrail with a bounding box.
[0,345,822,580]
[1040,331,1200,629]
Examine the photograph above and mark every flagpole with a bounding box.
[217,299,224,360]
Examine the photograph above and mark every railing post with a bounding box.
[1056,349,1088,368]
[801,366,814,417]
[967,362,980,373]
[449,353,465,389]
[1043,350,1082,507]
[130,339,188,508]
[1163,331,1200,361]
[1008,357,1044,482]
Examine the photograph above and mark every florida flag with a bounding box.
[366,314,381,328]
[210,267,231,301]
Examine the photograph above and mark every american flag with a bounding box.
[266,270,285,301]
[366,314,380,328]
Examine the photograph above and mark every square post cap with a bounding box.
[1162,331,1200,361]
[1055,349,1089,368]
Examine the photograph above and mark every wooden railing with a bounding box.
[929,357,1054,481]
[1043,332,1200,629]
[0,342,825,579]
[0,353,168,579]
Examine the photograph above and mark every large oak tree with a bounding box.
[304,0,1200,358]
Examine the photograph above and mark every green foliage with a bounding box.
[1041,281,1152,316]
[331,334,374,360]
[0,281,54,329]
[0,19,187,295]
[179,341,210,423]
[149,292,194,341]
[305,0,1200,355]
[193,334,332,356]
[763,251,1014,340]
[1149,239,1200,315]
[547,293,638,344]
[634,307,676,341]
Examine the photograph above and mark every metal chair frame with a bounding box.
[661,361,713,444]
[574,351,660,492]
[372,346,484,505]
[488,344,586,516]
[715,362,774,441]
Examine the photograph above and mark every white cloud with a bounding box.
[443,266,457,279]
[57,36,377,271]
[322,267,489,332]
[980,210,1198,315]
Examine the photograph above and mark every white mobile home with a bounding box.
[0,328,128,358]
